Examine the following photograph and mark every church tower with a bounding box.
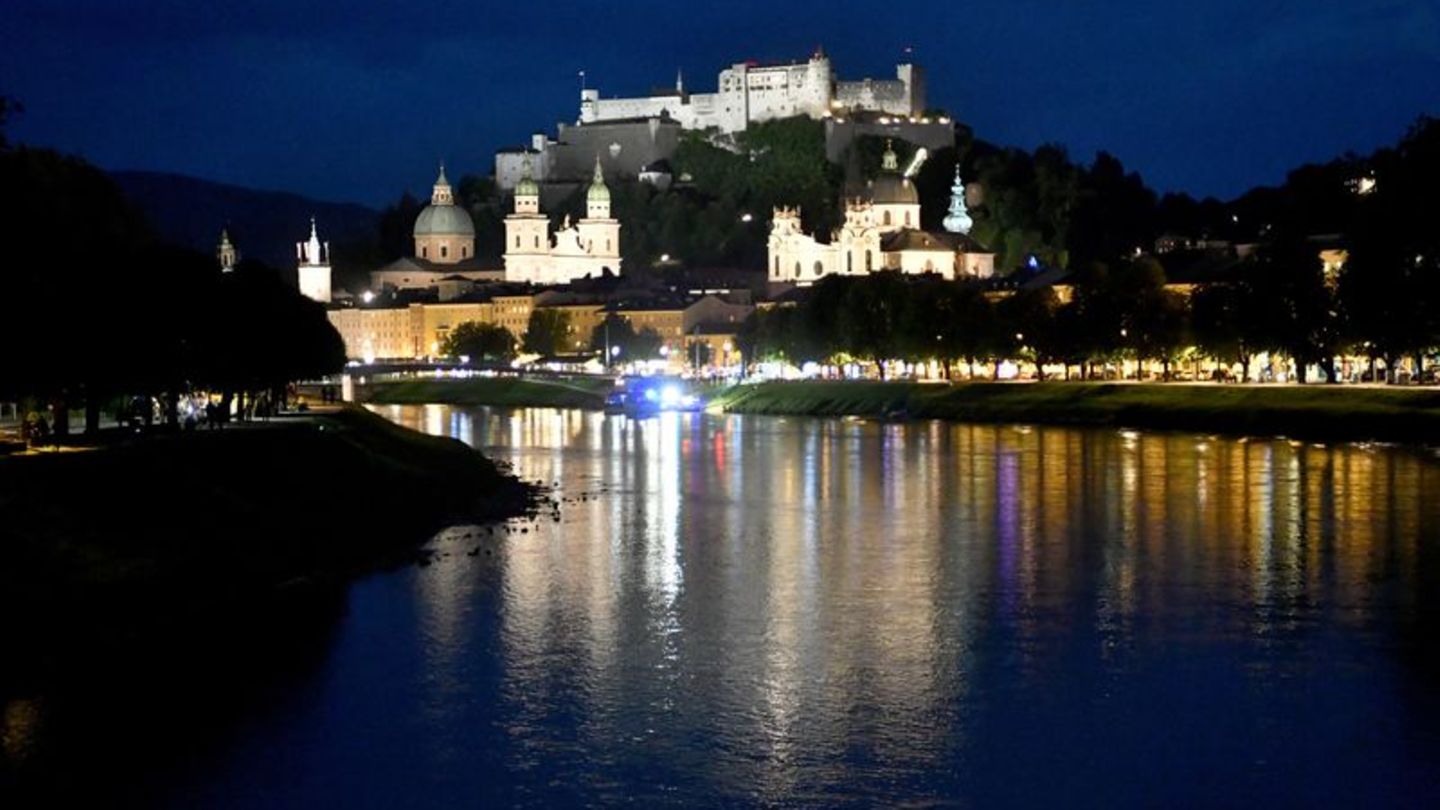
[577,155,621,277]
[503,156,552,283]
[585,156,611,220]
[296,217,332,303]
[943,164,974,235]
[216,228,238,272]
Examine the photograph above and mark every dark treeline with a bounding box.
[0,101,346,436]
[738,118,1440,384]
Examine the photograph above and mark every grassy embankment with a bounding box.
[364,375,613,409]
[712,380,1440,443]
[0,406,533,640]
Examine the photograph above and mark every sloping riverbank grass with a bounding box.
[0,406,534,643]
[364,375,613,410]
[712,380,1440,443]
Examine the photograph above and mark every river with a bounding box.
[8,405,1440,807]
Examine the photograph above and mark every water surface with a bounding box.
[13,406,1440,807]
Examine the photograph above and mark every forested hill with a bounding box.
[110,170,379,270]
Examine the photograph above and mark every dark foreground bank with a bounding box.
[0,407,533,666]
[714,380,1440,444]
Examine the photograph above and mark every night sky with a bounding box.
[3,0,1437,207]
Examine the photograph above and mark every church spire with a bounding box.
[217,227,237,272]
[943,164,974,235]
[586,155,611,219]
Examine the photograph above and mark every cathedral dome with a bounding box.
[867,173,918,205]
[413,204,475,237]
[515,174,540,198]
[414,165,475,238]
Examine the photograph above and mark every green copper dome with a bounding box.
[413,204,475,237]
[586,156,610,203]
[515,155,540,197]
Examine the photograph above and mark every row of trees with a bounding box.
[737,239,1439,384]
[1,102,347,435]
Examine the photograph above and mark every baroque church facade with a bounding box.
[768,142,993,286]
[503,157,621,285]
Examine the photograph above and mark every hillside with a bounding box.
[110,170,380,270]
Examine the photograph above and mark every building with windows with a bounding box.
[503,157,622,285]
[768,142,993,285]
[579,49,924,135]
[368,166,504,296]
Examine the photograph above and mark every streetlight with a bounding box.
[740,213,754,223]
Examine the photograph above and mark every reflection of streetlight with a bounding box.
[660,253,671,262]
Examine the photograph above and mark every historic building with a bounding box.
[296,217,332,303]
[216,228,238,273]
[579,49,924,134]
[768,143,993,286]
[369,166,503,297]
[412,165,474,263]
[503,157,622,285]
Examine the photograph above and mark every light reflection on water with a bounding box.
[165,406,1440,807]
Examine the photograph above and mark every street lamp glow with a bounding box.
[610,346,621,357]
[740,213,753,223]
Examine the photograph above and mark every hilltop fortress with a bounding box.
[496,49,948,191]
[580,48,924,133]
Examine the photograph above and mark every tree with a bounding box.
[442,321,517,365]
[997,287,1062,378]
[1248,238,1342,383]
[589,315,664,363]
[839,271,908,378]
[522,309,573,356]
[1192,283,1261,380]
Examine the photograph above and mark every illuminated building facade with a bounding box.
[768,142,994,285]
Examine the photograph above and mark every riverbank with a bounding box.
[0,406,534,667]
[364,376,611,410]
[712,380,1440,444]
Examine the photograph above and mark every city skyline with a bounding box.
[3,0,1438,206]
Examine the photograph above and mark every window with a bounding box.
[534,236,540,249]
[813,260,823,276]
[440,245,448,259]
[515,236,520,248]
[904,211,911,226]
[846,253,852,273]
[774,256,780,275]
[865,251,873,271]
[883,211,892,226]
[421,246,428,259]
[794,261,801,278]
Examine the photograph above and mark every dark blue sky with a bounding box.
[3,0,1437,207]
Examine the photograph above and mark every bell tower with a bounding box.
[295,216,332,303]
